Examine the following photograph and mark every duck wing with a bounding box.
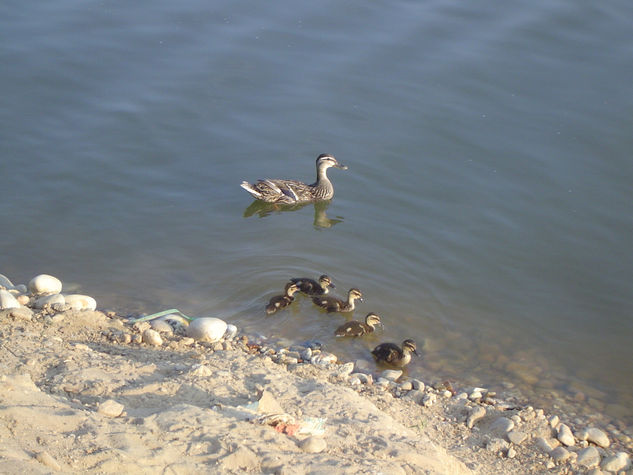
[335,320,366,337]
[372,343,402,363]
[290,278,322,295]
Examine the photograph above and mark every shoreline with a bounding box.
[1,273,632,473]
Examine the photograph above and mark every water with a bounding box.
[2,1,632,424]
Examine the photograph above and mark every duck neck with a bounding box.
[346,295,356,309]
[313,165,334,199]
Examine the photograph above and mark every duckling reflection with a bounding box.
[242,200,343,229]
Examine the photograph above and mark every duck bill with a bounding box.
[336,163,348,170]
[413,349,419,356]
[329,283,336,288]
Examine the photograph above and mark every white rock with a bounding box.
[549,415,560,428]
[336,362,355,377]
[28,274,62,295]
[349,372,372,385]
[601,451,629,472]
[186,317,228,342]
[507,447,516,458]
[381,369,403,381]
[507,430,527,445]
[16,294,30,306]
[33,293,65,309]
[466,406,486,429]
[550,446,571,463]
[150,319,174,334]
[64,294,97,311]
[311,352,337,366]
[577,446,601,468]
[98,399,125,418]
[0,289,20,309]
[557,423,575,447]
[299,436,326,453]
[586,427,610,448]
[535,436,555,453]
[5,307,33,321]
[400,381,413,391]
[142,329,163,346]
[488,417,515,437]
[224,324,238,340]
[0,274,15,289]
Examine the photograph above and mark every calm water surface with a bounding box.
[2,0,632,425]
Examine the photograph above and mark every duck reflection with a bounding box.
[243,200,343,229]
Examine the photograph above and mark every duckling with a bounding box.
[312,288,363,313]
[289,274,334,296]
[371,339,418,367]
[265,283,299,315]
[335,313,383,337]
[240,154,348,204]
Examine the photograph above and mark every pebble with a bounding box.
[33,293,65,309]
[557,423,575,447]
[507,447,516,459]
[0,289,20,309]
[381,369,402,381]
[404,389,424,404]
[0,274,15,289]
[150,319,174,334]
[422,393,437,408]
[64,294,97,311]
[35,451,61,471]
[16,294,30,305]
[4,307,33,321]
[299,436,327,453]
[507,430,528,445]
[488,417,515,437]
[486,438,509,453]
[469,390,483,401]
[577,446,601,468]
[466,406,486,429]
[549,415,560,428]
[98,399,125,418]
[28,274,63,295]
[535,436,555,453]
[586,427,610,448]
[411,379,425,391]
[600,452,629,472]
[336,362,355,377]
[311,352,337,366]
[550,446,571,463]
[224,324,238,340]
[142,329,163,346]
[400,381,413,391]
[186,317,228,343]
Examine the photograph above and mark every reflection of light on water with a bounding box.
[243,200,344,229]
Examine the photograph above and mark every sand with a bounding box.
[0,307,631,474]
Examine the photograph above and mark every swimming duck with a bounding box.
[335,313,383,337]
[240,154,348,204]
[289,274,334,296]
[265,282,299,314]
[312,288,363,313]
[371,339,418,367]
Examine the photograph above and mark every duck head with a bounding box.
[402,339,419,356]
[316,153,348,170]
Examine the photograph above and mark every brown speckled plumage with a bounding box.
[265,283,299,315]
[312,288,363,313]
[240,154,347,204]
[372,339,418,367]
[290,274,334,296]
[335,313,383,337]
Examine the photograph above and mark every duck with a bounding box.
[240,154,348,204]
[335,313,383,337]
[265,282,299,314]
[289,274,334,296]
[312,288,363,313]
[371,339,418,367]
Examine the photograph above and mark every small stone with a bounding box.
[16,294,30,305]
[586,427,610,448]
[455,392,468,400]
[311,352,337,366]
[557,423,575,447]
[0,289,20,309]
[511,414,522,425]
[180,337,195,345]
[349,373,372,385]
[535,436,554,453]
[486,438,509,453]
[442,390,452,398]
[336,362,355,377]
[600,451,629,472]
[150,319,174,334]
[411,379,425,391]
[33,293,65,309]
[507,447,516,459]
[550,446,571,463]
[577,446,601,468]
[381,369,403,381]
[400,381,413,391]
[466,406,486,429]
[489,417,515,437]
[98,399,124,418]
[0,274,15,289]
[142,329,163,346]
[64,294,97,311]
[404,389,424,404]
[299,436,326,453]
[469,390,483,401]
[224,324,238,340]
[6,307,34,321]
[422,393,437,407]
[35,451,61,471]
[549,415,560,428]
[507,430,528,445]
[29,274,63,295]
[132,334,142,344]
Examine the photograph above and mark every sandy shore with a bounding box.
[1,276,632,474]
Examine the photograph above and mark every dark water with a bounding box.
[2,1,632,425]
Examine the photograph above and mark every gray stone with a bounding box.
[601,451,629,472]
[299,436,326,453]
[577,446,601,469]
[0,274,15,289]
[466,406,486,429]
[98,399,124,418]
[33,293,65,309]
[557,423,575,447]
[586,427,610,448]
[0,289,20,309]
[486,438,509,453]
[488,417,515,437]
[422,393,437,407]
[411,379,425,391]
[507,430,528,445]
[535,437,555,453]
[404,389,424,404]
[381,369,403,381]
[550,446,571,463]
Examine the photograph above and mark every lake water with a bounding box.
[2,0,632,426]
